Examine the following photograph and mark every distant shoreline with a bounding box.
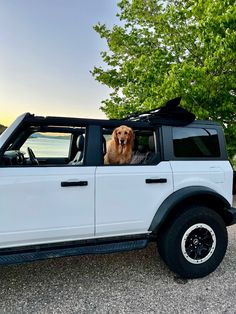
[30,133,70,140]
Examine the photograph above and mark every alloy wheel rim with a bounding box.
[181,223,216,264]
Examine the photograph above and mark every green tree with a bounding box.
[92,0,236,158]
[0,124,6,134]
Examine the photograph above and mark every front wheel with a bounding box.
[157,206,228,279]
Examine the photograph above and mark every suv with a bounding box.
[0,99,235,279]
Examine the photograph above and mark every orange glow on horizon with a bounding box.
[0,105,107,127]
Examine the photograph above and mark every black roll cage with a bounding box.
[0,98,227,166]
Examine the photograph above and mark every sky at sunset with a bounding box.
[0,0,119,126]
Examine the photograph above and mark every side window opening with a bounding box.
[21,132,71,158]
[20,127,87,166]
[1,125,87,167]
[102,127,160,166]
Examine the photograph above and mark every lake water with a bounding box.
[21,137,70,158]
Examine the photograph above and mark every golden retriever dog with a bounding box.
[104,125,134,165]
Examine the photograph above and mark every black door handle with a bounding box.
[146,178,167,184]
[61,181,88,187]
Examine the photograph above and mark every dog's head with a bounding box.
[112,125,134,146]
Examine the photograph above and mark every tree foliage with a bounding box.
[92,0,236,158]
[0,124,6,134]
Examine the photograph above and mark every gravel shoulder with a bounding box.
[0,198,235,314]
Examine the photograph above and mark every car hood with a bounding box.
[0,113,28,149]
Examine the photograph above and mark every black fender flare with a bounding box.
[149,186,231,234]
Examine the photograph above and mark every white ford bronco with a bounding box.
[0,98,235,278]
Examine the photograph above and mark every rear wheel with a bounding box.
[157,206,228,278]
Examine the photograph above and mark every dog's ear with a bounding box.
[112,127,119,142]
[129,128,135,144]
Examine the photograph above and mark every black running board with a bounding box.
[0,239,149,265]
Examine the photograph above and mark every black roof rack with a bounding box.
[124,97,196,126]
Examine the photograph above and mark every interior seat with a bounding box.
[145,135,161,164]
[130,135,160,165]
[69,134,85,165]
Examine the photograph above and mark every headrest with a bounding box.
[76,135,84,151]
[138,144,148,153]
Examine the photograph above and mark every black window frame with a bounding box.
[172,127,221,158]
[0,113,228,167]
[0,122,89,168]
[98,124,162,167]
[162,123,228,161]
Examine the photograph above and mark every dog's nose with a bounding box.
[120,139,125,145]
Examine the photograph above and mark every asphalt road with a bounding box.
[0,198,236,314]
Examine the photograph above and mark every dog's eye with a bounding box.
[118,131,121,135]
[124,131,128,135]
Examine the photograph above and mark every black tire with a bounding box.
[157,206,228,279]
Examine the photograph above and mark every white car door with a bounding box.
[0,166,95,248]
[95,162,173,236]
